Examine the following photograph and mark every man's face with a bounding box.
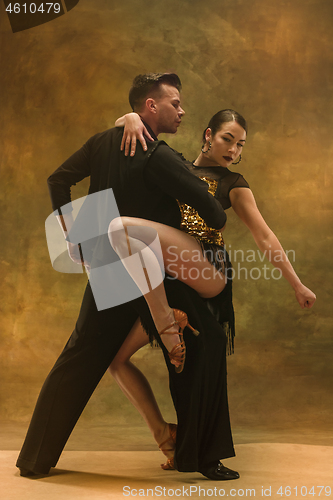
[154,84,185,135]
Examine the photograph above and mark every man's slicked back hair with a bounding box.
[129,73,182,112]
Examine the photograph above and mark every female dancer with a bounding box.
[107,109,316,470]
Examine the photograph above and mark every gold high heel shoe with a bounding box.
[158,423,177,470]
[159,309,199,374]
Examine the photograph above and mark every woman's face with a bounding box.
[205,121,246,167]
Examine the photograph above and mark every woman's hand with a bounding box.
[115,112,154,156]
[294,283,316,309]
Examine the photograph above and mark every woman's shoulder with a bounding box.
[214,169,249,209]
[223,169,250,190]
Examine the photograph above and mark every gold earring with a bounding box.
[232,154,242,165]
[201,141,212,153]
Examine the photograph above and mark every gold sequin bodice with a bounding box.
[178,177,224,246]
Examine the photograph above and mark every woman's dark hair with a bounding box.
[202,109,248,142]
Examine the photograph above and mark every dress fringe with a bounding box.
[196,240,235,355]
[141,241,235,355]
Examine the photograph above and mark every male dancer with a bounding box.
[16,73,238,480]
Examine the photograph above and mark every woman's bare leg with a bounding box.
[109,318,174,459]
[108,216,226,361]
[109,216,226,297]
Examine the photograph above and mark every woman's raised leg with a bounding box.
[108,216,226,366]
[109,216,226,298]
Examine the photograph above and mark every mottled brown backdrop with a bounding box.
[0,0,332,443]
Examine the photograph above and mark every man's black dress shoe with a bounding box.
[19,468,47,478]
[199,461,240,480]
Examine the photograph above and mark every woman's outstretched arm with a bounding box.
[230,187,316,309]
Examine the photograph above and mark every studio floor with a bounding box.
[1,423,333,500]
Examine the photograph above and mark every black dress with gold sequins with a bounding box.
[178,162,250,353]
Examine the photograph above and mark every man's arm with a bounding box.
[47,138,93,269]
[145,144,227,230]
[47,138,92,212]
